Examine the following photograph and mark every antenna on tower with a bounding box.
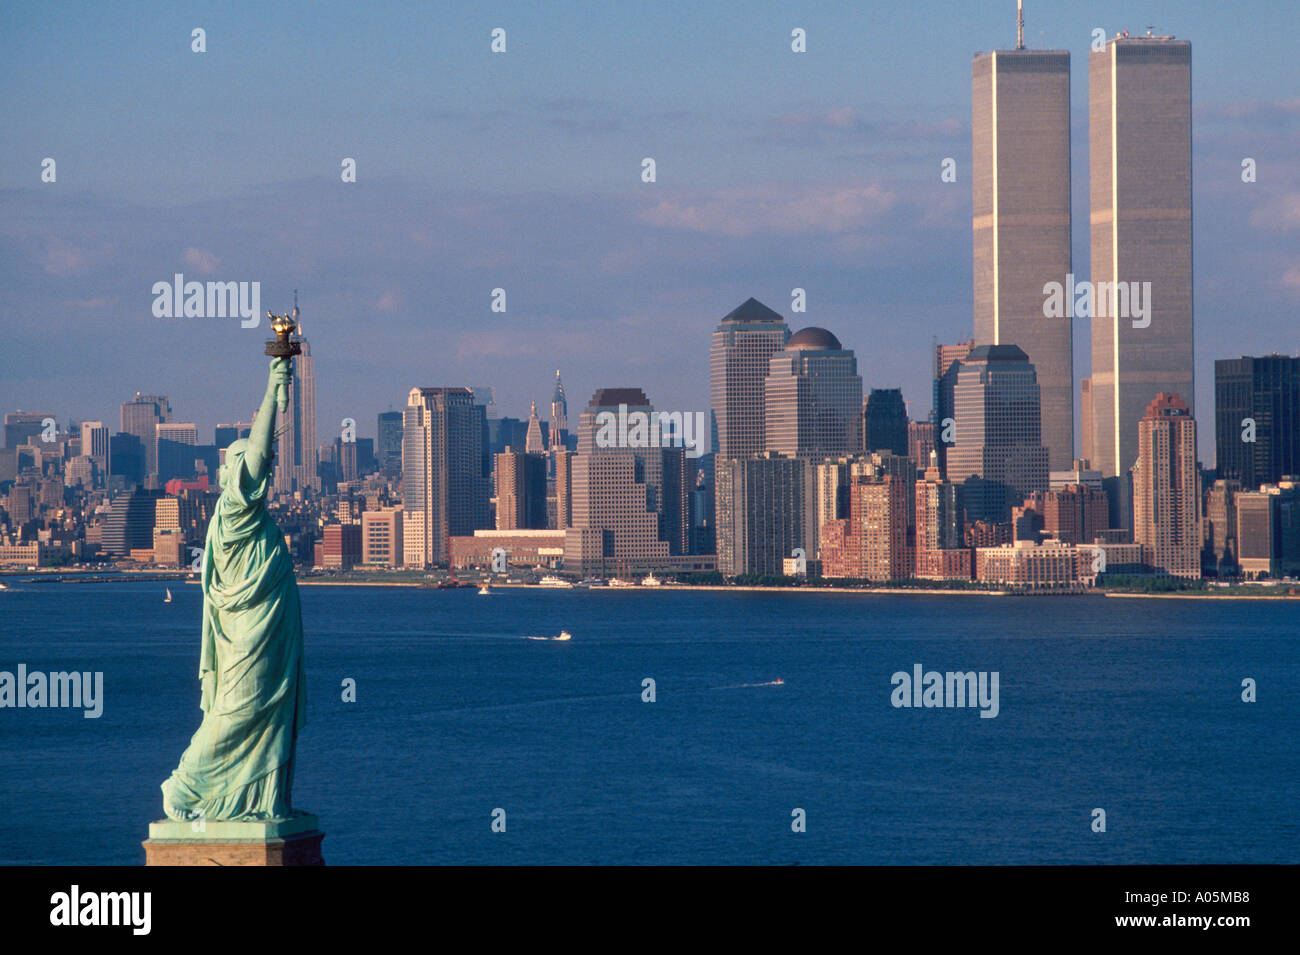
[1016,0,1025,50]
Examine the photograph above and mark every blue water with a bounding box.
[0,580,1296,865]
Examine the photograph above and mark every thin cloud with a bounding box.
[637,183,896,237]
[181,247,221,274]
[1249,193,1300,232]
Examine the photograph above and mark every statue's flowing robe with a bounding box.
[161,445,306,821]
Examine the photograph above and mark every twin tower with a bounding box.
[973,28,1193,506]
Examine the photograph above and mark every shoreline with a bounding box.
[5,569,1297,599]
[295,580,1017,596]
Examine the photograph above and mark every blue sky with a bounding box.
[2,0,1297,463]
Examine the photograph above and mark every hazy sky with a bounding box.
[2,0,1297,464]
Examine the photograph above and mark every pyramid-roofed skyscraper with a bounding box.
[710,297,790,460]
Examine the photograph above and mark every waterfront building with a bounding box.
[1132,393,1200,578]
[402,386,491,567]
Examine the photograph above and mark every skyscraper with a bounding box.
[214,422,251,452]
[108,432,145,488]
[552,449,573,529]
[80,422,109,482]
[946,344,1049,523]
[914,455,969,580]
[549,370,569,451]
[155,422,199,482]
[765,326,863,555]
[495,447,548,530]
[120,393,171,477]
[932,339,975,477]
[907,420,935,475]
[1235,481,1300,579]
[660,447,692,556]
[402,387,491,567]
[4,412,53,450]
[1204,478,1240,574]
[275,293,319,494]
[819,470,914,582]
[377,411,404,476]
[563,388,672,575]
[1132,393,1200,578]
[689,465,714,557]
[764,327,863,461]
[1087,35,1194,517]
[524,400,546,454]
[715,453,807,577]
[863,389,909,457]
[855,474,913,582]
[1215,355,1300,490]
[972,17,1073,469]
[101,488,162,556]
[710,297,790,458]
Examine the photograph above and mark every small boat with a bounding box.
[164,588,172,603]
[538,575,574,588]
[774,677,783,685]
[641,573,662,587]
[0,581,8,590]
[609,578,635,588]
[554,630,572,641]
[477,584,492,595]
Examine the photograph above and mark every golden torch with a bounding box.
[264,311,302,412]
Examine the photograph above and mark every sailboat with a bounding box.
[164,588,172,603]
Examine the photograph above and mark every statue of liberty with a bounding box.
[161,356,307,822]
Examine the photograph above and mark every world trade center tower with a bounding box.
[1087,34,1193,529]
[972,30,1073,472]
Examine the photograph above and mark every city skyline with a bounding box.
[3,2,1298,468]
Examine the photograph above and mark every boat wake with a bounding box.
[713,678,785,690]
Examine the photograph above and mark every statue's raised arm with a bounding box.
[244,358,292,484]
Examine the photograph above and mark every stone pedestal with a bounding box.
[143,813,325,866]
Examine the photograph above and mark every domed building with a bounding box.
[764,326,863,460]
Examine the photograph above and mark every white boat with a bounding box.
[608,578,635,588]
[0,581,8,590]
[477,584,492,595]
[554,630,572,641]
[164,588,172,603]
[537,575,573,588]
[641,573,663,587]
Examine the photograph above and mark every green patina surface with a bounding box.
[147,813,320,841]
[160,359,307,823]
